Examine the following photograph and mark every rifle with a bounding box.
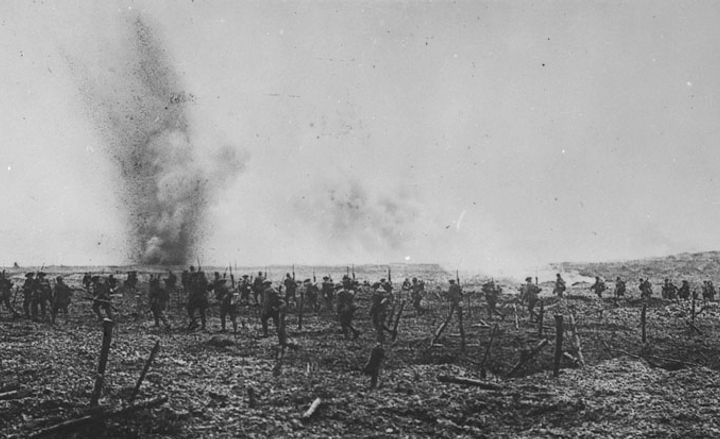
[346,266,350,278]
[352,264,355,281]
[312,268,316,283]
[388,266,392,284]
[196,257,202,272]
[292,264,295,281]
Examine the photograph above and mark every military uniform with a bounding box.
[553,274,566,297]
[22,273,35,318]
[662,279,677,300]
[678,281,691,300]
[590,277,606,299]
[32,272,51,320]
[702,281,716,301]
[520,277,540,321]
[252,272,265,305]
[482,280,501,319]
[261,281,284,337]
[51,277,72,323]
[215,279,238,332]
[92,277,113,320]
[369,284,392,343]
[0,273,19,317]
[410,278,425,315]
[639,278,653,299]
[613,277,626,298]
[336,284,359,339]
[149,275,170,329]
[283,274,297,304]
[187,269,209,330]
[321,277,334,312]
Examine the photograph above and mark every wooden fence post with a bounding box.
[553,315,563,377]
[90,319,114,406]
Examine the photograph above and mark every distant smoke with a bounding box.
[294,179,422,257]
[70,16,245,264]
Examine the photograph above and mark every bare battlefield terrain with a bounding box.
[3,256,720,438]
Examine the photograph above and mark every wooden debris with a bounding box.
[537,301,544,337]
[513,304,519,330]
[506,339,548,378]
[301,397,322,421]
[29,396,168,438]
[129,340,161,403]
[0,388,31,400]
[363,345,385,389]
[391,300,406,342]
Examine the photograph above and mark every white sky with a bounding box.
[1,1,720,275]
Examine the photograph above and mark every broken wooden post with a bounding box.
[513,304,519,330]
[431,303,456,346]
[129,340,160,403]
[90,318,114,407]
[297,291,304,330]
[301,397,322,421]
[553,315,563,377]
[458,305,466,353]
[362,344,385,389]
[537,301,544,337]
[506,339,548,377]
[641,302,647,344]
[569,314,585,367]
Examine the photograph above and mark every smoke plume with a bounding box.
[70,16,245,265]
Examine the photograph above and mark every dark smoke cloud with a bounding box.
[69,16,245,265]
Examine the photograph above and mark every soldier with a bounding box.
[702,280,716,301]
[0,271,19,318]
[410,278,425,315]
[589,276,606,299]
[181,269,191,292]
[401,278,412,300]
[82,272,92,292]
[303,278,319,312]
[283,273,297,304]
[148,274,170,329]
[369,283,393,343]
[614,276,626,298]
[187,267,209,330]
[252,271,265,306]
[678,280,691,300]
[553,273,566,298]
[22,272,35,318]
[92,276,113,321]
[662,279,678,300]
[33,272,51,320]
[336,283,360,339]
[639,278,653,299]
[261,280,284,337]
[342,274,354,291]
[482,279,502,319]
[321,276,334,312]
[125,271,139,293]
[215,277,238,333]
[51,276,72,324]
[239,274,252,305]
[520,277,540,322]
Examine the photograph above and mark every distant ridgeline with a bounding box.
[554,251,720,281]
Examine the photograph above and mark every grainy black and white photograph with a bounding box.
[2,1,720,437]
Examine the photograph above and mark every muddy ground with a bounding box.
[2,267,720,438]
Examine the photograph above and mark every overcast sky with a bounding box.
[1,1,720,276]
